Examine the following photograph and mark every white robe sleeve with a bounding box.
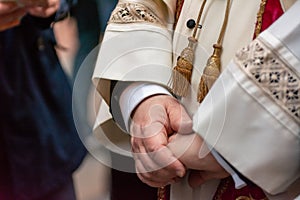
[91,0,176,157]
[193,0,300,195]
[92,0,176,104]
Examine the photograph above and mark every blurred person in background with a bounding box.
[72,0,118,76]
[70,0,158,199]
[70,0,118,139]
[0,0,86,199]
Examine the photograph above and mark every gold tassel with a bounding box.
[197,44,222,103]
[169,37,197,97]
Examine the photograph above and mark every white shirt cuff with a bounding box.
[210,148,247,189]
[119,82,172,132]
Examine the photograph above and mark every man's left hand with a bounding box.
[168,133,230,188]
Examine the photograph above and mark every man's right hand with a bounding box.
[130,94,193,187]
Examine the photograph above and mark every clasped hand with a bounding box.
[0,0,60,31]
[130,95,229,188]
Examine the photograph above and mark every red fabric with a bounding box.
[254,0,284,38]
[164,185,171,200]
[261,0,284,32]
[213,177,267,200]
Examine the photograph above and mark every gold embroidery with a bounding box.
[254,0,267,38]
[213,178,230,200]
[174,0,184,28]
[108,3,164,26]
[235,39,300,123]
[157,186,166,200]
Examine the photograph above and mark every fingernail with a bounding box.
[176,170,185,177]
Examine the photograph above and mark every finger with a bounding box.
[135,132,186,177]
[148,146,185,177]
[136,157,178,188]
[0,2,19,14]
[132,136,186,185]
[131,128,173,171]
[27,3,58,18]
[0,8,26,31]
[0,6,25,22]
[142,131,186,177]
[0,17,19,31]
[166,99,193,135]
[133,145,185,179]
[131,133,168,173]
[133,150,161,173]
[131,120,166,139]
[19,0,50,7]
[167,133,197,161]
[131,131,167,158]
[132,137,177,183]
[132,137,186,189]
[147,102,171,133]
[136,169,170,188]
[135,159,174,186]
[130,102,168,139]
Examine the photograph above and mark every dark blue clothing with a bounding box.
[0,6,86,200]
[72,0,117,74]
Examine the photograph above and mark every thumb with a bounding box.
[166,99,193,134]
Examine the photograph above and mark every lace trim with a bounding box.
[235,39,300,123]
[108,3,164,26]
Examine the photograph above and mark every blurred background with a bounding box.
[54,1,118,199]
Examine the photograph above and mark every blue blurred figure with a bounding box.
[0,1,86,199]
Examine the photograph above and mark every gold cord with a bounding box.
[169,0,208,97]
[169,0,232,99]
[255,0,267,38]
[192,0,207,38]
[197,0,231,102]
[217,0,231,45]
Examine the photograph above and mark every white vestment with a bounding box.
[92,0,300,199]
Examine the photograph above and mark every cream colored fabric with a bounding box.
[92,0,261,113]
[92,0,299,199]
[280,0,297,10]
[193,41,299,194]
[172,0,261,116]
[193,2,300,197]
[92,0,176,158]
[92,0,175,98]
